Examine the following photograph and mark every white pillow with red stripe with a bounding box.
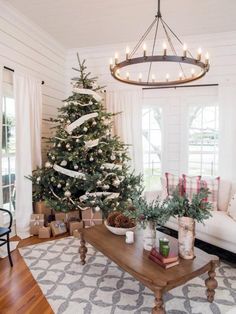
[165,172,183,196]
[182,174,201,200]
[200,177,220,211]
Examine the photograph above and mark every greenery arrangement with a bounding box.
[28,55,143,216]
[166,187,212,223]
[125,195,170,228]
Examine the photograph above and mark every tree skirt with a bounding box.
[19,237,236,314]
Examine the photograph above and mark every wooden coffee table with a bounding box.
[79,224,219,314]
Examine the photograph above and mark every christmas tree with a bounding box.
[29,55,142,217]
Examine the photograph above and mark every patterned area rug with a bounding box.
[19,237,236,314]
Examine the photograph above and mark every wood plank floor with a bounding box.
[0,234,69,314]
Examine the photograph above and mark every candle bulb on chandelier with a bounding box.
[163,42,167,56]
[109,58,113,69]
[183,43,187,58]
[179,72,183,80]
[126,72,130,80]
[152,74,155,82]
[143,43,147,57]
[205,52,210,65]
[191,68,195,77]
[126,47,130,60]
[138,73,142,82]
[197,48,202,61]
[117,69,120,76]
[115,53,119,64]
[166,73,170,82]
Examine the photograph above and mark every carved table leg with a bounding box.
[152,290,165,314]
[205,262,218,303]
[79,232,87,265]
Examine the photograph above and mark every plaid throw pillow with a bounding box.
[182,174,201,200]
[200,177,220,211]
[165,172,183,196]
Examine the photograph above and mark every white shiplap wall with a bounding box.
[0,2,66,161]
[66,31,234,174]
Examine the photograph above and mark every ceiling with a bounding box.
[5,0,236,48]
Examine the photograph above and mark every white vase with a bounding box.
[178,216,195,259]
[143,221,156,251]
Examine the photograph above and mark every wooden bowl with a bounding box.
[104,220,137,235]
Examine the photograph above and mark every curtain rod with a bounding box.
[3,66,45,85]
[142,83,219,90]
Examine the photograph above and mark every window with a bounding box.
[188,104,219,176]
[142,107,162,190]
[1,69,15,213]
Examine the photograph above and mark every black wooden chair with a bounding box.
[0,208,13,267]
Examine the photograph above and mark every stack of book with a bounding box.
[149,247,179,269]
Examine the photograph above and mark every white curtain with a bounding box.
[0,66,3,226]
[106,90,143,174]
[14,73,42,239]
[219,84,236,181]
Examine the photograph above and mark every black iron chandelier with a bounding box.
[109,0,210,87]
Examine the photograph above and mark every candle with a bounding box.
[179,72,183,80]
[126,72,130,80]
[109,58,113,69]
[183,43,187,58]
[205,52,210,65]
[166,73,169,82]
[126,47,130,60]
[115,52,118,64]
[152,74,155,82]
[159,237,170,257]
[126,231,134,244]
[116,69,120,76]
[138,73,142,82]
[143,43,147,57]
[163,42,167,56]
[197,48,202,61]
[191,68,195,77]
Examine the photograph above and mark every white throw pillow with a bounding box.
[228,193,236,221]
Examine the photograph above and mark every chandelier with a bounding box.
[109,0,210,87]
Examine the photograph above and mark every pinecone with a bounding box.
[107,211,121,227]
[114,214,131,228]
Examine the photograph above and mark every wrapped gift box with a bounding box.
[51,220,67,236]
[34,201,52,226]
[38,226,51,239]
[30,214,44,235]
[68,221,84,236]
[81,208,103,228]
[55,212,67,223]
[67,211,80,222]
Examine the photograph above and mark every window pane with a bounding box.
[188,105,219,176]
[142,107,162,190]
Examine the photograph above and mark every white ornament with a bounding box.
[103,184,110,190]
[45,161,52,168]
[106,130,110,136]
[60,160,67,166]
[57,143,61,147]
[127,185,132,189]
[66,143,70,148]
[60,118,64,122]
[98,149,102,154]
[113,179,120,187]
[67,120,71,124]
[83,127,88,132]
[97,180,102,186]
[57,183,62,188]
[36,177,41,182]
[74,165,79,170]
[89,156,94,162]
[110,154,116,161]
[51,156,55,160]
[66,182,70,187]
[92,121,97,126]
[64,190,71,198]
[76,138,79,143]
[100,165,105,170]
[63,102,68,107]
[89,100,93,105]
[95,206,100,212]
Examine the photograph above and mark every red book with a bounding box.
[150,247,179,264]
[149,254,179,269]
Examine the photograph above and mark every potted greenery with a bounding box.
[125,196,170,251]
[166,187,212,259]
